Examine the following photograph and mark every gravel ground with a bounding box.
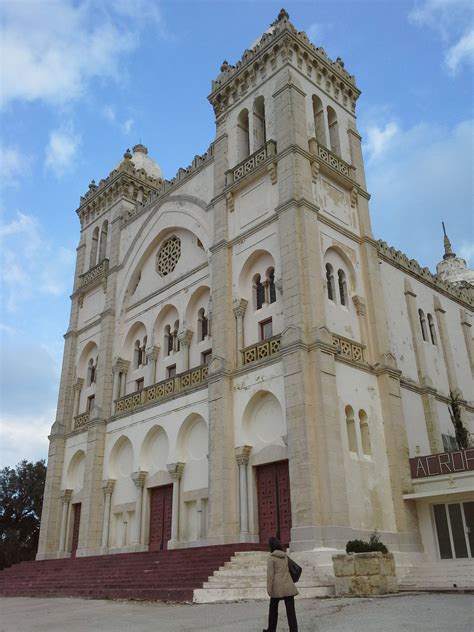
[0,593,473,632]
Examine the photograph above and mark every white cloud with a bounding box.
[365,122,399,162]
[0,0,163,108]
[460,242,474,266]
[445,29,474,74]
[409,0,473,74]
[0,145,32,187]
[45,126,81,177]
[363,117,474,272]
[0,210,75,311]
[122,118,135,135]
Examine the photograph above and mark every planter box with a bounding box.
[332,552,398,596]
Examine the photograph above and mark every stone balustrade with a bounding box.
[78,258,109,290]
[115,364,209,415]
[332,334,365,364]
[314,141,354,179]
[226,140,277,186]
[241,335,281,365]
[74,411,90,430]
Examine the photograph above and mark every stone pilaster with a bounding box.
[167,463,185,545]
[146,346,160,385]
[235,446,252,536]
[72,378,84,421]
[131,471,148,545]
[460,308,474,379]
[233,299,248,366]
[58,489,73,554]
[101,479,115,548]
[434,296,457,393]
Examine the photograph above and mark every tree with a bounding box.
[448,391,470,450]
[0,459,46,570]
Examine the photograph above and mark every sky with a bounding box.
[0,0,473,468]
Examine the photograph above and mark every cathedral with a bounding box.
[36,9,474,588]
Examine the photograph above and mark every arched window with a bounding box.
[359,410,371,455]
[345,405,358,453]
[427,314,437,345]
[253,274,265,310]
[312,95,326,146]
[87,358,95,386]
[237,108,250,161]
[98,220,108,261]
[253,96,266,151]
[338,269,347,306]
[90,226,99,268]
[326,263,335,301]
[141,336,148,366]
[165,325,173,356]
[134,340,141,368]
[266,267,276,304]
[418,309,427,342]
[327,106,340,156]
[173,320,180,352]
[198,308,208,341]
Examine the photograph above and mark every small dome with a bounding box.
[115,144,162,180]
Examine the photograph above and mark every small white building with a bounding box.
[37,9,474,585]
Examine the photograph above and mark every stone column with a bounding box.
[112,358,130,409]
[178,331,193,372]
[233,299,248,366]
[167,463,185,544]
[460,308,474,378]
[131,471,148,545]
[101,479,115,548]
[58,489,72,553]
[352,295,371,362]
[235,446,252,536]
[146,346,160,385]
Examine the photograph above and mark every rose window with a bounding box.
[156,236,181,277]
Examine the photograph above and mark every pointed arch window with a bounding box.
[173,320,180,352]
[418,309,427,342]
[253,96,266,151]
[198,308,208,341]
[237,108,250,161]
[326,263,335,301]
[266,267,276,304]
[427,314,437,345]
[338,269,347,306]
[98,220,108,261]
[90,227,99,269]
[312,95,326,146]
[87,358,97,386]
[327,106,341,156]
[165,325,173,356]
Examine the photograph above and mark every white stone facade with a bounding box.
[37,10,474,575]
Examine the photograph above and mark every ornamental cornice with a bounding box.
[208,10,359,118]
[378,240,474,308]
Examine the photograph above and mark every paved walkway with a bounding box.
[0,593,473,631]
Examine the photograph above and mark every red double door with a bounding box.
[256,460,292,548]
[149,484,173,552]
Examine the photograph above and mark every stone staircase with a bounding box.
[399,559,474,592]
[193,550,335,603]
[0,544,264,602]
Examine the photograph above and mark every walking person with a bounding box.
[263,537,298,632]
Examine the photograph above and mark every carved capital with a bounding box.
[310,160,320,183]
[73,378,85,392]
[112,357,130,373]
[226,191,234,212]
[167,462,185,481]
[267,161,277,185]
[233,298,248,319]
[352,294,366,316]
[102,479,116,495]
[60,489,73,503]
[131,471,148,488]
[350,187,358,208]
[178,329,193,347]
[235,445,252,466]
[146,345,160,362]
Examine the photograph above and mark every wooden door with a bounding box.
[70,503,81,558]
[149,485,173,552]
[256,460,292,548]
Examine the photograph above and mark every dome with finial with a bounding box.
[436,222,474,288]
[115,143,162,180]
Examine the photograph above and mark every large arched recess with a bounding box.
[117,197,212,312]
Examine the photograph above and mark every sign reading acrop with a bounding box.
[410,448,474,479]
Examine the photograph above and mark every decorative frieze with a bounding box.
[115,364,209,415]
[241,335,281,365]
[226,139,277,186]
[74,411,90,430]
[332,334,365,364]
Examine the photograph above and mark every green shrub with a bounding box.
[345,531,388,555]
